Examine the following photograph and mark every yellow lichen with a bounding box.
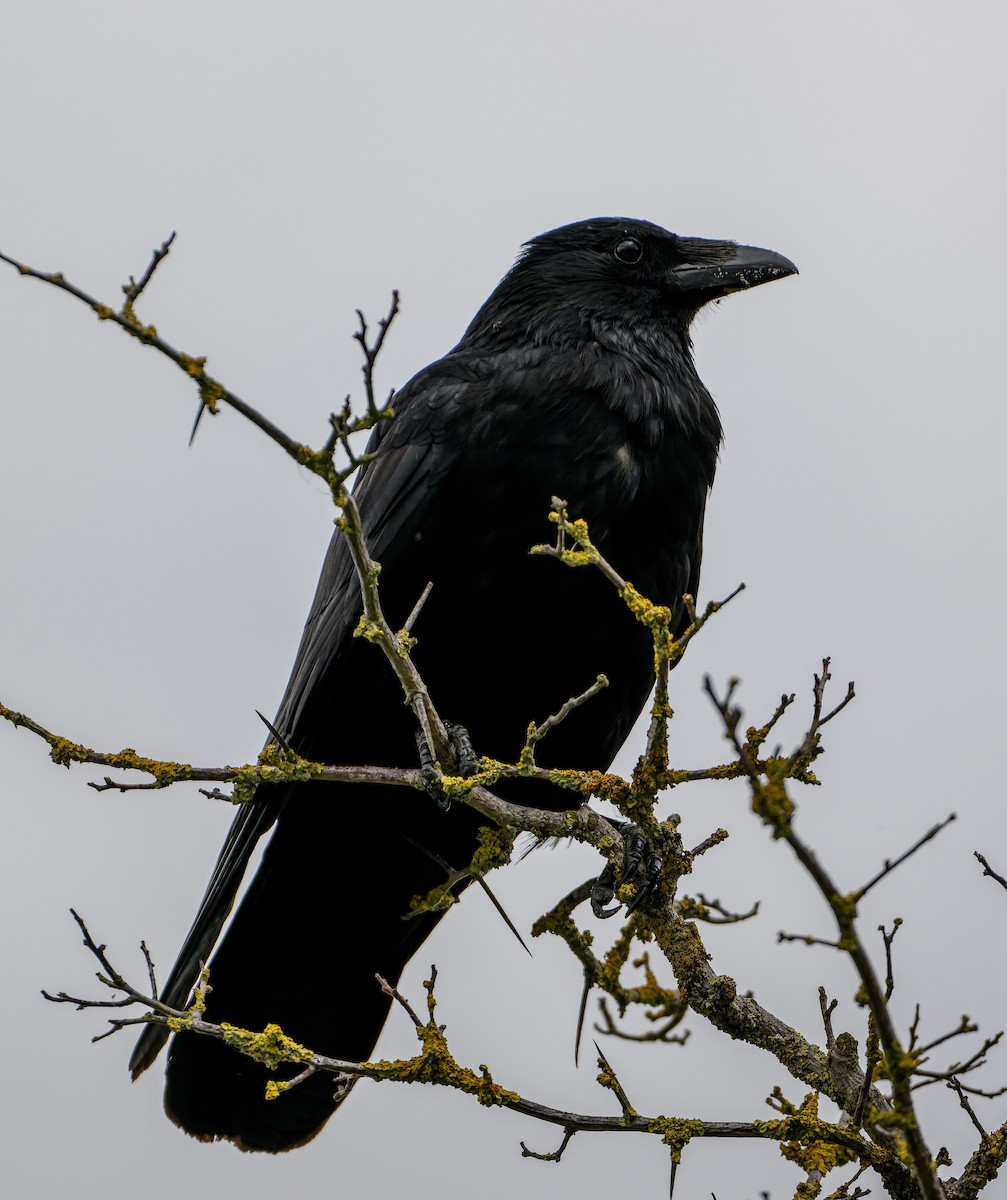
[219,1022,313,1069]
[647,1117,704,1162]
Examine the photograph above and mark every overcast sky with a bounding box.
[2,3,1006,1196]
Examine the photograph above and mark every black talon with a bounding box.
[415,721,480,812]
[591,821,662,919]
[590,863,620,919]
[444,721,479,777]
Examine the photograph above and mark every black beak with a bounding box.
[666,238,798,299]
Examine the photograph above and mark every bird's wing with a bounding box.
[129,362,470,1077]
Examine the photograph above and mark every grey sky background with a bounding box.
[2,2,1005,1196]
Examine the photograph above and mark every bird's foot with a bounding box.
[416,721,480,811]
[591,821,662,919]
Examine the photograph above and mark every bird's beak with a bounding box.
[666,238,798,299]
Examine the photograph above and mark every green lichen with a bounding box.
[468,825,516,876]
[545,768,630,806]
[754,1093,861,1178]
[48,737,89,767]
[829,892,859,951]
[408,826,515,917]
[395,628,417,655]
[105,747,193,786]
[529,514,603,569]
[407,882,456,916]
[226,743,326,806]
[619,582,672,637]
[436,760,504,801]
[367,984,519,1108]
[293,442,342,492]
[595,1058,638,1120]
[177,353,207,379]
[166,967,211,1032]
[353,614,385,644]
[750,757,795,837]
[647,1117,704,1162]
[198,377,225,416]
[219,1021,313,1070]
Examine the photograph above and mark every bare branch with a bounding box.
[820,987,839,1051]
[594,998,689,1047]
[376,974,423,1027]
[948,1076,988,1140]
[686,892,759,925]
[975,851,1007,892]
[520,1126,576,1162]
[402,581,434,635]
[520,675,610,764]
[879,919,902,1001]
[120,232,176,313]
[857,816,957,901]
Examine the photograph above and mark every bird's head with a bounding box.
[462,217,796,349]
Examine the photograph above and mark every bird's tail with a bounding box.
[158,782,481,1151]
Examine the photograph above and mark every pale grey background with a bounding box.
[2,2,1004,1196]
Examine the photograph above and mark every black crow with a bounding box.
[129,217,795,1150]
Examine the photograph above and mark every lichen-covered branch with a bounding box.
[46,911,889,1173]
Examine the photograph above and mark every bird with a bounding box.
[129,216,796,1151]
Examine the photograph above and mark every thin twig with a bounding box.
[819,987,838,1051]
[879,919,901,1001]
[523,675,609,760]
[975,851,1007,892]
[402,581,434,635]
[857,816,957,901]
[949,1076,988,1140]
[376,973,423,1027]
[121,232,176,312]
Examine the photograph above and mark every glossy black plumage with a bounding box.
[129,217,795,1151]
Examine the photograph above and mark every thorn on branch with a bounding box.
[593,1042,636,1116]
[254,709,296,757]
[574,977,590,1067]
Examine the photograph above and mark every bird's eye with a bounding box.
[613,238,643,265]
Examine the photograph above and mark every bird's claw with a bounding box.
[590,821,662,919]
[416,721,480,811]
[444,721,480,776]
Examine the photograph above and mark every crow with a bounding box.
[129,217,796,1151]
